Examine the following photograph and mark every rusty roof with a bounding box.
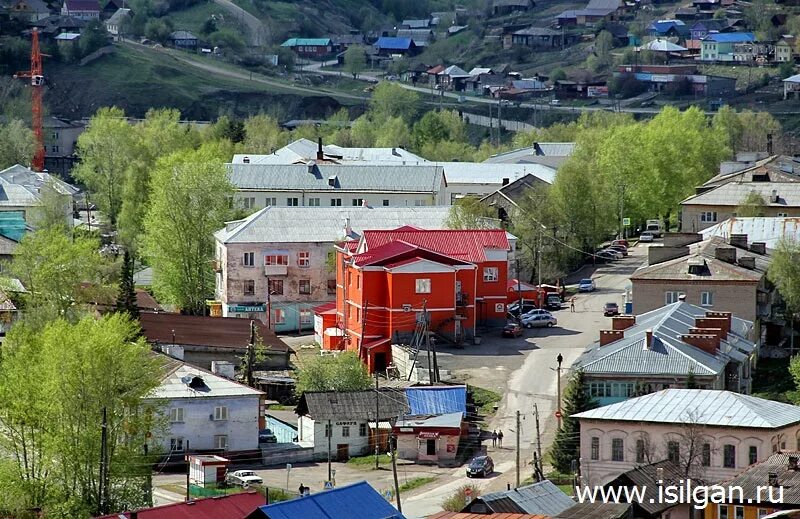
[717,452,800,505]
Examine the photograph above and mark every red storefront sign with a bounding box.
[418,431,440,439]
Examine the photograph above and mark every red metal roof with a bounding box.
[343,240,359,253]
[429,513,550,519]
[312,301,336,314]
[95,492,264,519]
[361,229,509,263]
[353,240,475,268]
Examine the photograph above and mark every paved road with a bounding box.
[211,0,267,47]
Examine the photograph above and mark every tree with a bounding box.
[344,45,367,79]
[549,370,597,473]
[441,484,480,512]
[668,410,714,478]
[79,19,108,57]
[144,18,171,44]
[0,314,162,516]
[116,249,138,317]
[142,143,234,314]
[243,114,289,153]
[736,190,768,217]
[0,119,36,169]
[369,82,420,122]
[295,351,371,393]
[768,239,800,354]
[594,30,615,69]
[373,116,411,148]
[711,105,743,153]
[445,197,498,229]
[737,110,782,153]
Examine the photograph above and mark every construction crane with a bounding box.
[13,28,45,172]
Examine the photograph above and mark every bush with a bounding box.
[441,484,481,512]
[608,73,647,98]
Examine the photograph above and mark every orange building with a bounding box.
[321,228,510,372]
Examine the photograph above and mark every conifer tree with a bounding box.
[549,370,597,473]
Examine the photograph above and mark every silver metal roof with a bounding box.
[150,363,263,400]
[436,162,555,184]
[480,480,576,515]
[702,217,800,250]
[574,389,800,428]
[682,182,800,207]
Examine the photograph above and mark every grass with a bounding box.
[698,64,778,91]
[160,483,186,495]
[346,453,391,467]
[266,404,293,410]
[468,384,502,417]
[399,476,436,493]
[167,2,247,36]
[752,357,795,403]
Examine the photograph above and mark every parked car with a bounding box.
[508,300,539,317]
[600,249,623,260]
[608,245,628,256]
[639,232,655,242]
[596,250,618,262]
[502,322,523,338]
[227,470,263,487]
[545,293,562,310]
[578,278,596,292]
[521,312,557,328]
[603,302,620,316]
[612,239,629,248]
[521,308,551,319]
[550,99,561,106]
[259,429,277,443]
[466,455,494,478]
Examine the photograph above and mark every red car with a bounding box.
[502,323,523,338]
[612,239,629,248]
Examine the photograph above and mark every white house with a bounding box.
[148,357,265,455]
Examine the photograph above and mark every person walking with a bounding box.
[497,430,504,448]
[491,430,498,448]
[570,297,576,312]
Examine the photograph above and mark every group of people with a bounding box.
[491,430,504,448]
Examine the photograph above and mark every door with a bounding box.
[337,444,349,461]
[216,466,227,486]
[426,439,436,456]
[455,280,462,302]
[374,352,387,374]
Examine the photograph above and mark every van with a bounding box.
[645,219,662,237]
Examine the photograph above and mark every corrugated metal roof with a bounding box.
[395,411,463,428]
[484,143,576,164]
[96,491,265,519]
[703,32,754,42]
[360,229,510,263]
[405,386,467,415]
[604,461,683,514]
[149,361,264,400]
[214,206,452,244]
[255,481,405,519]
[281,38,331,47]
[701,217,800,249]
[574,302,756,376]
[720,452,800,504]
[375,37,413,50]
[555,502,630,519]
[573,389,800,428]
[431,514,548,519]
[296,390,409,421]
[480,481,575,516]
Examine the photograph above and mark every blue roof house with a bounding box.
[700,32,755,61]
[246,481,406,519]
[647,19,688,38]
[405,385,467,416]
[375,37,419,55]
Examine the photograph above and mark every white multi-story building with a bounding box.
[147,357,264,455]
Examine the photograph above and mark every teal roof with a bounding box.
[281,38,331,47]
[0,211,27,242]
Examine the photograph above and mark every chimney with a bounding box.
[612,315,636,330]
[362,199,370,208]
[738,256,756,269]
[645,328,653,349]
[790,456,799,470]
[678,294,687,302]
[705,311,732,336]
[502,177,510,185]
[714,246,737,264]
[599,329,624,346]
[656,467,664,484]
[343,216,352,237]
[729,233,748,250]
[767,133,773,155]
[317,137,324,160]
[392,147,400,156]
[681,333,720,355]
[695,317,730,338]
[770,189,779,203]
[211,360,235,380]
[769,472,779,487]
[690,327,724,342]
[749,242,767,255]
[243,156,250,164]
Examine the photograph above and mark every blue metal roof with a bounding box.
[376,37,413,50]
[405,385,467,416]
[255,481,405,519]
[704,32,754,42]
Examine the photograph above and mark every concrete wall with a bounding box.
[156,394,261,453]
[233,191,442,211]
[298,416,373,458]
[631,279,758,323]
[579,418,799,487]
[396,433,460,462]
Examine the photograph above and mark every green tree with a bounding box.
[116,249,138,317]
[594,30,615,69]
[344,45,367,79]
[441,484,480,512]
[768,239,800,355]
[445,197,498,229]
[142,142,234,314]
[0,314,162,516]
[144,18,171,43]
[369,82,420,122]
[373,116,411,148]
[737,110,782,153]
[79,19,109,57]
[31,179,72,232]
[711,105,743,153]
[736,190,768,217]
[0,119,36,169]
[242,114,289,153]
[549,370,597,473]
[295,351,371,393]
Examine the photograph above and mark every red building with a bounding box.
[322,228,510,372]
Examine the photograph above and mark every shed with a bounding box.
[169,30,198,49]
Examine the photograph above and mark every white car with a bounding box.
[578,278,596,292]
[227,470,263,487]
[639,232,655,242]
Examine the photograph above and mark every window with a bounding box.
[330,198,342,206]
[268,279,284,295]
[213,406,228,421]
[266,197,277,207]
[383,199,390,206]
[636,439,645,463]
[758,510,770,519]
[51,145,59,153]
[170,437,184,451]
[414,200,427,206]
[359,423,367,436]
[611,438,624,461]
[484,267,499,282]
[342,426,350,437]
[665,291,685,304]
[701,291,714,307]
[778,212,789,217]
[590,437,600,460]
[735,507,744,519]
[308,198,320,206]
[701,211,718,223]
[274,308,286,324]
[299,279,311,295]
[214,435,228,450]
[243,252,255,267]
[298,251,310,268]
[416,278,431,294]
[720,507,729,519]
[723,444,736,468]
[242,197,256,210]
[300,310,312,324]
[749,445,758,465]
[243,280,255,296]
[324,423,332,437]
[667,441,680,463]
[327,279,337,295]
[702,443,711,466]
[352,198,363,206]
[51,132,59,139]
[169,408,185,423]
[265,254,288,266]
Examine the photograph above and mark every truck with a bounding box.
[645,219,663,237]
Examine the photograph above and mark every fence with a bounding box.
[460,112,536,133]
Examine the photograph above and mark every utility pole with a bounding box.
[266,276,272,330]
[246,319,256,387]
[556,353,563,430]
[99,406,108,515]
[423,300,434,385]
[391,426,402,513]
[497,100,502,146]
[185,440,190,502]
[358,300,368,360]
[327,420,332,483]
[618,184,626,240]
[534,403,543,481]
[374,368,381,470]
[515,410,521,488]
[515,259,523,313]
[143,443,152,506]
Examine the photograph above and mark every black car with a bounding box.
[545,294,562,310]
[507,300,538,318]
[603,302,620,316]
[258,429,277,443]
[466,455,494,478]
[501,323,523,338]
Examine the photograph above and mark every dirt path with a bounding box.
[212,0,267,47]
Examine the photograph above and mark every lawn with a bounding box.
[346,453,392,467]
[167,2,247,36]
[399,476,436,493]
[468,385,502,417]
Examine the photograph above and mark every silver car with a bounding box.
[521,312,557,328]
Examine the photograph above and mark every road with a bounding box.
[211,0,267,47]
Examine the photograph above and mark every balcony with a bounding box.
[264,264,288,277]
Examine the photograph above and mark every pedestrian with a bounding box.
[497,430,504,448]
[491,430,498,448]
[299,483,306,496]
[570,297,576,312]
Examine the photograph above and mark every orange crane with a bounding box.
[13,28,45,172]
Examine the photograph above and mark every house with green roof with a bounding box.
[280,37,333,57]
